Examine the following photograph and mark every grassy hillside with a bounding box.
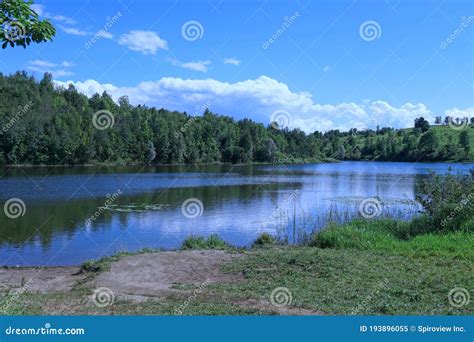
[341,125,474,162]
[407,125,474,147]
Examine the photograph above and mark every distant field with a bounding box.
[343,125,474,162]
[408,125,474,146]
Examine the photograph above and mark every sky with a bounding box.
[1,0,473,133]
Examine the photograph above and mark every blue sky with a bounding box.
[1,0,473,132]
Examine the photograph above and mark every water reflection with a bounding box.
[0,161,471,266]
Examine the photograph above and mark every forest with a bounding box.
[0,71,473,166]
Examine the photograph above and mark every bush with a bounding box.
[407,171,474,237]
[404,203,474,239]
[415,171,473,216]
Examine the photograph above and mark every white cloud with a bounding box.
[31,5,77,25]
[96,30,114,39]
[118,30,168,54]
[170,59,210,72]
[30,4,44,16]
[53,75,444,132]
[444,107,474,118]
[224,57,240,66]
[28,60,75,78]
[61,61,75,68]
[29,60,57,68]
[50,15,77,25]
[59,25,89,36]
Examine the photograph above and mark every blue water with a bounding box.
[0,161,471,266]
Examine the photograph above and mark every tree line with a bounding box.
[0,72,472,166]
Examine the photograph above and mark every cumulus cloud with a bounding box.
[118,30,168,54]
[224,57,240,66]
[444,107,474,118]
[53,75,444,132]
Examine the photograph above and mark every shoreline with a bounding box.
[2,158,473,169]
[0,220,472,315]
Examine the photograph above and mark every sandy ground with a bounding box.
[0,250,324,315]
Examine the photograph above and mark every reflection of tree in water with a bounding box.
[0,182,301,249]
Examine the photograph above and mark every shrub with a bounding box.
[407,171,474,237]
[404,203,474,239]
[415,171,473,216]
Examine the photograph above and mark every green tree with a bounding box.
[419,131,439,159]
[1,0,55,49]
[414,117,430,132]
[338,145,345,160]
[459,131,470,157]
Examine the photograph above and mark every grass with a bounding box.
[181,234,231,250]
[309,219,474,260]
[344,125,474,162]
[80,247,162,273]
[4,218,472,316]
[252,232,278,247]
[213,245,472,315]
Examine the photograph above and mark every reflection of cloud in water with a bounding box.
[0,161,472,266]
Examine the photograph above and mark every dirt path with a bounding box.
[0,250,324,315]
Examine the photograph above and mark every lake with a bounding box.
[0,161,472,266]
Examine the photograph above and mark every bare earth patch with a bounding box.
[0,266,84,293]
[91,250,243,300]
[0,250,324,315]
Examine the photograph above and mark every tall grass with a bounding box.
[181,234,230,250]
[309,219,473,260]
